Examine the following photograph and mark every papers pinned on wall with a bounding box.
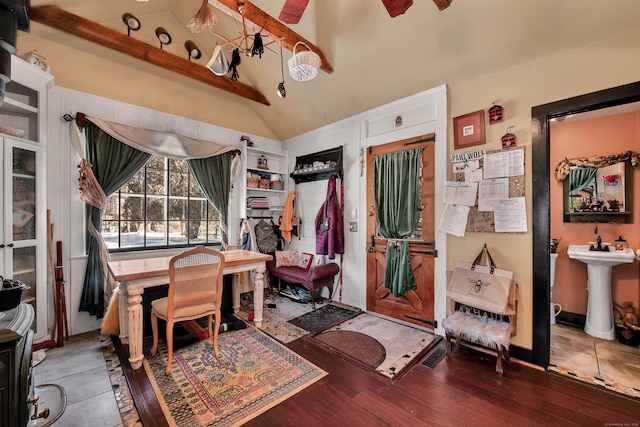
[446,147,526,234]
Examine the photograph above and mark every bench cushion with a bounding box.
[442,311,514,350]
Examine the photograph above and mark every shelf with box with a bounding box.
[241,141,288,218]
[290,146,343,184]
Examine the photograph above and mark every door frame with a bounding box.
[531,80,640,367]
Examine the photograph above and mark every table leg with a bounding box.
[232,274,241,315]
[118,281,129,345]
[126,289,144,370]
[253,265,265,327]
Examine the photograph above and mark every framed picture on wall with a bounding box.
[453,110,486,149]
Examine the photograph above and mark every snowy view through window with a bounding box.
[101,156,220,249]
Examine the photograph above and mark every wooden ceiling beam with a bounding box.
[29,5,270,106]
[210,0,333,74]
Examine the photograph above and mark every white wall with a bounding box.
[283,85,448,334]
[46,86,281,335]
[46,84,447,336]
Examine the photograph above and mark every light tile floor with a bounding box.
[550,322,640,398]
[32,332,123,427]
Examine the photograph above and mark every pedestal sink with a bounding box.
[567,245,636,340]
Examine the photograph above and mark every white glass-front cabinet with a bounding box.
[0,56,54,340]
[240,141,288,219]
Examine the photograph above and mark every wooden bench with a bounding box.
[442,305,516,375]
[269,263,340,309]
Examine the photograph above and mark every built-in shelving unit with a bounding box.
[0,56,54,341]
[240,141,288,219]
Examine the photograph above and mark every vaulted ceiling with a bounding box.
[17,0,640,140]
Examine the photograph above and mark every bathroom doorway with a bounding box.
[531,82,640,396]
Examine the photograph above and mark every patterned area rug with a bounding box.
[144,325,327,427]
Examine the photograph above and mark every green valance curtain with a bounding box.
[187,152,233,248]
[569,167,598,195]
[374,147,422,297]
[79,121,152,317]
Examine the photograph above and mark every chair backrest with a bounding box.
[167,246,225,316]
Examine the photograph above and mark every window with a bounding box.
[102,156,220,250]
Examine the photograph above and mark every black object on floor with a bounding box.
[278,282,312,303]
[288,304,360,333]
[422,347,446,369]
[161,314,247,350]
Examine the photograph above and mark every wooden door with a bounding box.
[366,134,436,329]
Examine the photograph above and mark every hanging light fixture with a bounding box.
[155,27,172,50]
[277,42,286,98]
[206,43,229,76]
[122,13,141,37]
[185,40,201,61]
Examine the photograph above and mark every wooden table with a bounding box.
[107,249,272,370]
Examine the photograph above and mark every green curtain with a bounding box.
[79,121,151,317]
[187,151,233,248]
[569,167,598,195]
[374,147,422,297]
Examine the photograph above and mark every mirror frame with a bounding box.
[531,81,640,368]
[562,161,632,223]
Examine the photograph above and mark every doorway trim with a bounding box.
[531,81,640,367]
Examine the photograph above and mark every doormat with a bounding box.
[144,326,327,427]
[309,312,437,381]
[288,304,361,333]
[235,288,360,343]
[314,330,386,369]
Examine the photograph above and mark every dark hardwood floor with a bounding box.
[116,335,640,426]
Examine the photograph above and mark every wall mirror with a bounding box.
[563,160,632,222]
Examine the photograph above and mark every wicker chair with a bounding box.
[150,246,225,374]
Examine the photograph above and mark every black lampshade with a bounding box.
[0,0,28,31]
[0,6,17,53]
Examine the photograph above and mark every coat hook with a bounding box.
[395,115,403,127]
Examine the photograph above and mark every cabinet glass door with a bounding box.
[4,141,42,334]
[12,147,37,241]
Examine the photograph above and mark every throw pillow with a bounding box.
[275,250,300,267]
[298,252,314,270]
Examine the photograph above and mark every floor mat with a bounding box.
[309,312,436,381]
[314,330,386,369]
[288,304,361,333]
[236,288,359,343]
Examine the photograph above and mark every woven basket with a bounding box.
[288,42,321,82]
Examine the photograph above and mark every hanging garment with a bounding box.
[315,174,344,259]
[280,191,296,243]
